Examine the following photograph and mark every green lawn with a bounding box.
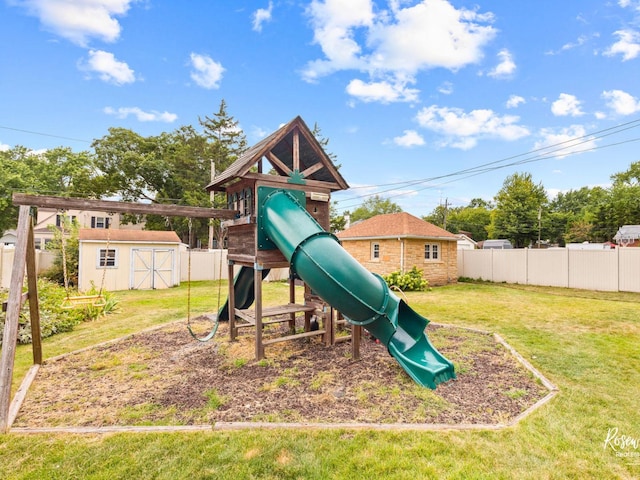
[1,281,639,479]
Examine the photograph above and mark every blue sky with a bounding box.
[2,0,640,217]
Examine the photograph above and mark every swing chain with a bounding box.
[97,213,114,297]
[58,210,71,298]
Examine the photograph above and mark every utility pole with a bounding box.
[208,160,216,250]
[537,206,542,248]
[443,198,449,230]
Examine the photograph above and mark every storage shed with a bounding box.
[78,229,181,291]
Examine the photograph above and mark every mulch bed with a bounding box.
[14,317,550,428]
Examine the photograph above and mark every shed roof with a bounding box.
[336,212,458,241]
[206,116,348,192]
[614,225,640,242]
[78,229,181,243]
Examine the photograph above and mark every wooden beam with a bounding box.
[7,364,39,429]
[244,172,341,191]
[265,151,292,175]
[254,267,264,360]
[293,128,300,172]
[26,218,42,365]
[0,206,30,432]
[300,162,324,178]
[1,292,27,313]
[12,193,238,220]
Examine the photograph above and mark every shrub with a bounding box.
[0,279,117,347]
[383,267,429,292]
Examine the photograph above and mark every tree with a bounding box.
[0,146,103,236]
[311,122,341,169]
[547,186,608,245]
[422,204,448,229]
[446,201,492,241]
[199,99,247,176]
[608,160,640,230]
[349,195,402,222]
[423,198,492,241]
[329,201,346,232]
[92,101,249,247]
[490,172,547,248]
[199,100,248,247]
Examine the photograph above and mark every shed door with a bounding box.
[131,248,175,289]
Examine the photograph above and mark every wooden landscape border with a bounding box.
[0,194,237,432]
[6,321,558,434]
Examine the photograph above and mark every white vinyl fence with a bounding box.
[178,249,288,283]
[457,248,640,293]
[1,246,288,290]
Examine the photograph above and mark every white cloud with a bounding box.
[366,1,496,73]
[14,0,135,46]
[602,89,640,115]
[251,126,268,139]
[252,1,273,32]
[346,78,418,103]
[506,94,525,108]
[103,107,177,123]
[80,49,135,85]
[487,49,516,78]
[534,125,597,159]
[189,53,225,89]
[618,0,640,11]
[303,0,496,103]
[545,35,588,55]
[393,130,425,147]
[415,105,529,150]
[0,142,10,152]
[438,81,453,95]
[551,93,584,117]
[604,29,640,61]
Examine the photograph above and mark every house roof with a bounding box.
[205,116,349,192]
[456,233,477,245]
[336,212,458,241]
[78,229,181,243]
[614,225,640,242]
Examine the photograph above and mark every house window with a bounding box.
[91,216,111,229]
[371,242,380,260]
[56,214,76,227]
[98,248,117,268]
[424,243,439,261]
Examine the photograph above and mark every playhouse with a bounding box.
[206,116,351,359]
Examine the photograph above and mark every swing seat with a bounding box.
[60,294,106,309]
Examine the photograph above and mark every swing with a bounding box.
[186,218,226,342]
[59,212,109,309]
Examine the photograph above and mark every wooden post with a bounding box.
[352,325,361,361]
[26,217,42,365]
[288,272,296,333]
[254,266,264,360]
[228,262,236,341]
[0,206,30,432]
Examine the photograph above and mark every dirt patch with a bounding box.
[14,317,550,427]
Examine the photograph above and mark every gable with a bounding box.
[206,116,348,192]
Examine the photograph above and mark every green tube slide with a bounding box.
[258,187,455,389]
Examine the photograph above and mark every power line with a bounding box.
[0,125,92,144]
[335,118,640,210]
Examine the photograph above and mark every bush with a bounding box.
[0,279,117,347]
[383,267,429,292]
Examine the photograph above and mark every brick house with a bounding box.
[336,212,458,286]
